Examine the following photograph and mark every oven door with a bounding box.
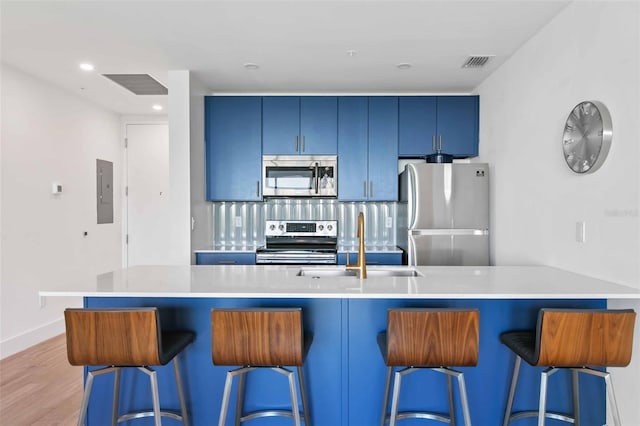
[255,249,337,265]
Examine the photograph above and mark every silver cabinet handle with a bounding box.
[363,181,367,198]
[217,260,237,265]
[314,162,319,194]
[370,181,373,198]
[295,135,299,152]
[439,134,443,152]
[432,134,437,152]
[301,135,305,152]
[256,181,260,197]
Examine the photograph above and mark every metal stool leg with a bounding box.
[380,367,392,426]
[235,369,247,426]
[173,356,189,426]
[297,366,312,426]
[139,367,162,426]
[503,355,521,426]
[455,371,471,426]
[112,368,121,426]
[78,369,96,426]
[447,374,457,426]
[282,367,301,426]
[389,369,404,426]
[603,371,622,426]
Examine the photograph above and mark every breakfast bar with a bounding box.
[40,265,640,426]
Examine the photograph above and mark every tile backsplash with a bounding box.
[212,199,397,247]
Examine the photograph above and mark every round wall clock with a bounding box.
[562,100,612,174]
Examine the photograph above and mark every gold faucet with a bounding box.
[346,212,367,278]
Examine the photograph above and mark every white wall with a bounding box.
[189,74,212,260]
[166,70,192,265]
[0,64,123,358]
[476,2,640,424]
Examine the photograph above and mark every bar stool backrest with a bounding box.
[386,308,479,367]
[64,308,162,366]
[212,308,304,366]
[535,309,636,367]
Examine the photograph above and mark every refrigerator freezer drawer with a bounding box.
[408,233,489,266]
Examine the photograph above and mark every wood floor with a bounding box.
[0,334,82,425]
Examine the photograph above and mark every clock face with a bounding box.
[562,101,612,174]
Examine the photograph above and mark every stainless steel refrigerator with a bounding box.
[397,162,489,266]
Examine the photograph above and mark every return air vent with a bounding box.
[462,55,494,68]
[102,74,168,95]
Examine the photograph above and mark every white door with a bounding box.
[126,123,171,266]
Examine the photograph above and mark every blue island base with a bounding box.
[83,297,606,426]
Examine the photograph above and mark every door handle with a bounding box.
[369,181,373,198]
[256,181,260,198]
[432,134,436,152]
[314,162,319,194]
[363,181,367,198]
[301,135,305,152]
[295,135,299,152]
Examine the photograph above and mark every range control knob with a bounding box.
[269,224,276,231]
[327,224,333,231]
[278,224,285,231]
[318,225,324,231]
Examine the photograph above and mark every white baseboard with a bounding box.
[0,318,65,359]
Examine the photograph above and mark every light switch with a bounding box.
[575,221,586,243]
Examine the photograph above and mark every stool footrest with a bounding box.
[242,409,307,422]
[509,410,575,424]
[118,409,184,423]
[386,411,451,424]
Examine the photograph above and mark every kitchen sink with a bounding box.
[296,268,422,278]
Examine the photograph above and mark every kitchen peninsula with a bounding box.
[41,265,640,425]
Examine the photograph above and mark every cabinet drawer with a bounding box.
[195,253,256,265]
[337,252,402,265]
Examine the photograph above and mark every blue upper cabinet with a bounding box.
[263,96,337,155]
[205,96,262,201]
[338,97,398,201]
[398,95,478,158]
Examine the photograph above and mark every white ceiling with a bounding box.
[1,1,570,115]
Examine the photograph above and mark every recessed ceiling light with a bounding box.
[79,63,94,71]
[347,50,357,57]
[243,63,259,70]
[396,63,412,70]
[152,105,163,111]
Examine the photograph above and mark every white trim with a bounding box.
[0,318,65,360]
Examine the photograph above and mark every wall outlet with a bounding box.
[575,221,586,243]
[235,216,242,227]
[385,217,393,228]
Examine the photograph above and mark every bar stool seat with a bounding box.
[64,308,195,426]
[211,307,312,426]
[378,308,480,426]
[501,308,636,426]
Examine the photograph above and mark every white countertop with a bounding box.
[39,265,640,300]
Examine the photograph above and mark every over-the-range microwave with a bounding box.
[262,155,337,198]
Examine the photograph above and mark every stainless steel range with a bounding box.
[256,220,338,265]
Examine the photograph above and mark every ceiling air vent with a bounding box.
[462,55,494,68]
[102,74,168,95]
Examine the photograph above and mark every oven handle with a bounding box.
[314,162,319,194]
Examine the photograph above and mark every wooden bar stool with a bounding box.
[500,308,636,426]
[211,308,313,426]
[377,308,480,426]
[64,308,195,426]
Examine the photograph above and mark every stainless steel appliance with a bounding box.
[398,163,489,266]
[262,155,337,198]
[256,220,338,264]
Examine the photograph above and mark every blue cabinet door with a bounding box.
[436,96,479,157]
[262,96,300,155]
[205,96,262,201]
[337,252,402,265]
[195,252,256,265]
[338,97,368,201]
[367,97,398,201]
[263,97,338,155]
[300,97,338,154]
[398,96,479,158]
[398,96,437,157]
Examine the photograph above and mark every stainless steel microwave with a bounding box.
[262,155,337,198]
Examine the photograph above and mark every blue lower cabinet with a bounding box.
[83,297,607,426]
[195,252,255,265]
[337,252,402,265]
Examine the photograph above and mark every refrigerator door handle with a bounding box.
[409,229,489,236]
